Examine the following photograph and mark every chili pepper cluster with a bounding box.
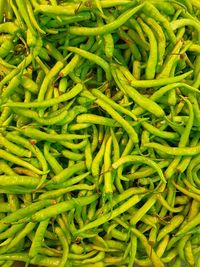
[0,0,200,266]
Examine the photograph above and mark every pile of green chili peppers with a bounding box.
[0,0,200,266]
